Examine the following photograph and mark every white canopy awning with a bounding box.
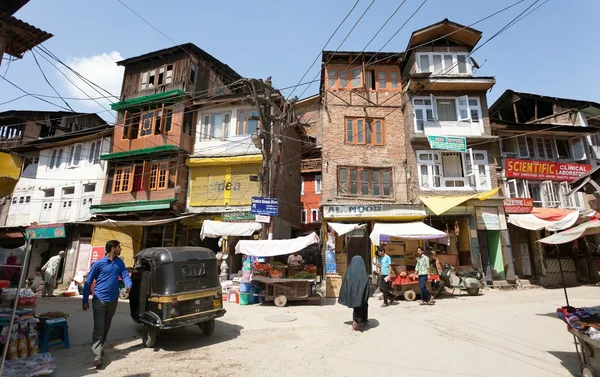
[328,222,366,236]
[71,215,195,228]
[200,220,261,240]
[538,219,600,245]
[235,232,319,257]
[369,222,448,246]
[507,210,579,232]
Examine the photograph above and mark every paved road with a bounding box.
[36,285,594,377]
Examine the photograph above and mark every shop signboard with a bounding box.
[427,135,467,153]
[503,198,534,214]
[324,204,426,219]
[90,246,105,266]
[475,207,500,230]
[26,224,66,240]
[251,196,279,216]
[222,211,256,221]
[255,215,270,223]
[505,158,592,181]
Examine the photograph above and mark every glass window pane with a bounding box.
[433,55,442,73]
[89,143,96,163]
[457,55,467,73]
[556,139,571,159]
[339,169,347,194]
[375,121,382,144]
[361,170,369,195]
[378,71,387,89]
[382,170,390,196]
[419,55,430,72]
[340,71,348,88]
[349,169,357,194]
[437,99,457,121]
[426,109,434,121]
[420,165,429,187]
[211,114,223,139]
[247,110,259,135]
[237,112,245,134]
[444,55,453,72]
[390,71,398,89]
[572,138,585,160]
[346,119,354,143]
[357,120,364,143]
[74,145,82,165]
[415,109,424,131]
[328,69,337,88]
[372,170,380,196]
[352,69,361,87]
[365,120,372,145]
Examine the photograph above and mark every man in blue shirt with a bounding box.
[82,240,132,368]
[376,247,392,307]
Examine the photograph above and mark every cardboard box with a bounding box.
[326,274,343,298]
[384,244,405,256]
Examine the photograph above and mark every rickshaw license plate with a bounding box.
[213,299,221,308]
[194,300,201,305]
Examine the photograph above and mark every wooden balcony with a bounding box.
[301,158,321,173]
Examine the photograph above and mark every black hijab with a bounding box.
[338,256,369,308]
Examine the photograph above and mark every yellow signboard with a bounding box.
[189,163,261,207]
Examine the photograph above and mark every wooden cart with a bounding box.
[389,274,440,301]
[252,276,321,307]
[569,328,600,377]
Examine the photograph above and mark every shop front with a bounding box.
[25,224,69,282]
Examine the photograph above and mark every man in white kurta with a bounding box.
[41,251,64,297]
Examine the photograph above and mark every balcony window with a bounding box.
[417,150,490,191]
[67,144,83,167]
[502,135,587,161]
[201,113,231,141]
[505,178,584,209]
[89,141,102,164]
[337,167,392,197]
[122,105,173,140]
[140,64,174,91]
[413,95,482,133]
[416,52,471,75]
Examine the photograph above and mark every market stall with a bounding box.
[235,233,321,307]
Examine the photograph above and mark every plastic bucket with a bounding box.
[239,282,253,293]
[239,293,251,305]
[248,285,256,304]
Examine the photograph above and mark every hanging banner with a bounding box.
[503,198,534,214]
[90,246,105,265]
[505,159,591,181]
[26,224,66,240]
[427,135,467,153]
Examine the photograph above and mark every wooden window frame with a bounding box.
[344,117,385,146]
[112,166,134,194]
[325,66,363,90]
[141,160,170,191]
[123,105,174,140]
[337,166,393,198]
[237,109,260,135]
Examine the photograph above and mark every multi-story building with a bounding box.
[401,19,511,285]
[2,125,111,283]
[490,90,600,287]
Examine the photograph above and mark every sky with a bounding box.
[1,0,599,122]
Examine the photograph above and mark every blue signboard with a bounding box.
[26,225,66,240]
[251,196,279,216]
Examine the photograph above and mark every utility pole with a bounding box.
[247,78,293,240]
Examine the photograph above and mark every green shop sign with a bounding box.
[222,211,256,221]
[26,225,66,240]
[427,135,467,153]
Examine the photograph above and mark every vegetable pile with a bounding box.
[292,272,317,280]
[37,311,68,319]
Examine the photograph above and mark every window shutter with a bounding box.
[559,182,570,208]
[457,95,471,122]
[541,180,555,207]
[126,166,135,193]
[517,136,529,158]
[141,161,151,191]
[430,94,438,120]
[464,148,475,177]
[159,105,167,133]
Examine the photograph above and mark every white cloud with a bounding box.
[58,51,124,116]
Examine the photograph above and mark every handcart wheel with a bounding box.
[274,295,288,307]
[142,325,157,348]
[403,289,417,301]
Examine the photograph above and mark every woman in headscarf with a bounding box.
[2,255,20,287]
[338,255,370,331]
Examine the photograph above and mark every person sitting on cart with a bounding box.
[287,252,304,267]
[375,247,391,307]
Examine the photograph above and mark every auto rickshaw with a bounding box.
[129,247,226,347]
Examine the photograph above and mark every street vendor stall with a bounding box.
[235,233,321,307]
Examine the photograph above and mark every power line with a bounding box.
[31,50,75,112]
[286,0,361,99]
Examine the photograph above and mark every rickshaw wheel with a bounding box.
[403,289,416,301]
[467,287,480,296]
[199,319,215,335]
[274,295,288,307]
[142,325,157,348]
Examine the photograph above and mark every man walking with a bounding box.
[41,251,64,297]
[82,240,132,368]
[414,247,432,305]
[376,247,391,307]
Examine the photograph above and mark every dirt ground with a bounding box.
[34,285,594,377]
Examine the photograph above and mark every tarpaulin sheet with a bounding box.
[235,232,319,257]
[328,222,366,236]
[73,215,194,227]
[369,222,448,246]
[200,220,261,239]
[538,219,600,245]
[507,209,579,231]
[419,188,500,216]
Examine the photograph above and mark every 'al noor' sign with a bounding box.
[324,204,426,219]
[505,158,592,182]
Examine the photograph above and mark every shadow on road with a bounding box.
[343,319,380,331]
[548,350,581,377]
